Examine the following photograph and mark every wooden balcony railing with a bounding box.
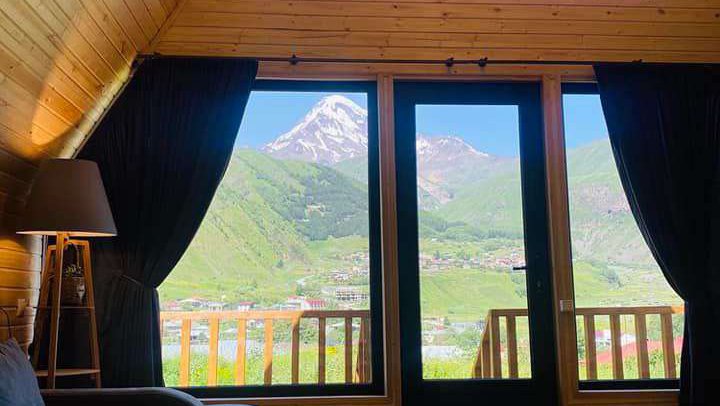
[472,306,684,380]
[160,310,371,387]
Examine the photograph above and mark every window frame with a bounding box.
[561,82,680,392]
[174,79,386,399]
[393,80,558,406]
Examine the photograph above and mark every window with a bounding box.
[562,84,683,390]
[413,104,532,380]
[158,81,383,397]
[394,82,557,405]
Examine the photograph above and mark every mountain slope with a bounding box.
[162,148,369,303]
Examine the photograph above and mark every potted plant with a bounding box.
[60,244,86,306]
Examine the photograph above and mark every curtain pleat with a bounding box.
[595,63,720,405]
[77,57,257,387]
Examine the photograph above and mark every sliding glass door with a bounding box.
[394,81,557,405]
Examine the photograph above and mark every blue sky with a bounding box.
[237,91,608,156]
[237,91,367,149]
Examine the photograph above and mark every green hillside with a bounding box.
[160,149,369,305]
[160,139,680,319]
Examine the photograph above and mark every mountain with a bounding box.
[263,95,368,165]
[416,134,514,209]
[261,96,508,209]
[162,96,667,310]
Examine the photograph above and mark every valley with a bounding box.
[160,95,679,320]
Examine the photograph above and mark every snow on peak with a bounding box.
[416,134,489,159]
[262,95,493,169]
[263,95,368,165]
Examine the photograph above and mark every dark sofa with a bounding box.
[41,388,204,406]
[41,388,252,406]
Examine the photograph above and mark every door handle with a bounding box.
[512,265,527,271]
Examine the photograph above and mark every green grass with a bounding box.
[163,346,356,387]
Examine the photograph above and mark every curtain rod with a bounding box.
[139,53,645,67]
[263,55,610,67]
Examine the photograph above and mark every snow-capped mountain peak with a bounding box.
[416,134,490,160]
[263,95,368,165]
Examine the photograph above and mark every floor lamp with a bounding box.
[17,159,116,389]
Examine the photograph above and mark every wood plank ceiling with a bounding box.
[155,0,720,62]
[0,0,179,348]
[1,0,720,347]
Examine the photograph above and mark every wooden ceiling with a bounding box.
[154,0,720,62]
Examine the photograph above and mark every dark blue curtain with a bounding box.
[595,63,720,405]
[78,57,257,387]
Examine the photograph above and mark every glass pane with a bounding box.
[415,104,531,380]
[563,94,684,382]
[159,92,374,387]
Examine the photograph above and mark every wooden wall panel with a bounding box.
[0,0,180,349]
[155,0,720,62]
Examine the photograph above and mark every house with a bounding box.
[286,296,326,310]
[236,301,255,311]
[178,297,207,309]
[334,287,369,303]
[302,299,326,310]
[595,330,636,346]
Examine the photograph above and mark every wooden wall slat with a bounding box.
[162,27,720,53]
[126,0,162,39]
[156,42,720,63]
[55,0,133,71]
[101,0,152,50]
[81,0,137,63]
[183,1,720,24]
[305,0,720,6]
[171,12,720,38]
[3,0,114,87]
[146,0,171,28]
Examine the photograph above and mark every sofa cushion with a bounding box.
[0,338,44,406]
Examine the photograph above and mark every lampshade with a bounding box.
[17,159,117,237]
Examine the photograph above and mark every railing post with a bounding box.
[609,314,624,379]
[235,319,246,385]
[291,316,300,384]
[506,315,518,378]
[634,314,650,379]
[472,344,483,378]
[583,314,597,380]
[264,319,273,385]
[481,324,491,378]
[661,313,677,379]
[208,318,220,386]
[356,316,370,383]
[345,317,353,384]
[489,313,502,378]
[318,317,326,384]
[180,319,191,387]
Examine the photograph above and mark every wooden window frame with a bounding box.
[199,62,679,406]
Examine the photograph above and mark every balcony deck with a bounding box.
[160,305,683,387]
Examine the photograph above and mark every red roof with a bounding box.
[594,337,683,364]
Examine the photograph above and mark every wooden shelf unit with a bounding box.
[32,237,101,389]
